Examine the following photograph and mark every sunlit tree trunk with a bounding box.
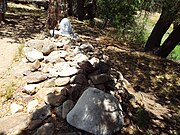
[157,25,180,58]
[144,6,177,52]
[144,1,179,55]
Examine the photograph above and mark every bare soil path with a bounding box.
[0,38,19,75]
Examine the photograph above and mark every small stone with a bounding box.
[58,67,78,77]
[33,123,54,135]
[41,78,56,88]
[55,105,63,118]
[25,49,44,62]
[28,120,42,130]
[31,105,51,121]
[23,84,39,95]
[35,88,55,100]
[25,39,43,51]
[57,132,78,135]
[27,99,39,113]
[62,100,74,119]
[45,51,66,63]
[10,103,23,114]
[89,73,112,84]
[69,84,87,102]
[74,53,89,63]
[30,60,41,71]
[79,42,94,52]
[78,60,94,73]
[41,63,53,73]
[25,72,48,84]
[89,57,100,66]
[55,77,70,86]
[44,93,67,107]
[70,74,88,85]
[42,41,57,55]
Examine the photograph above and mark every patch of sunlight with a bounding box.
[8,2,40,10]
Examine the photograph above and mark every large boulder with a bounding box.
[67,87,124,135]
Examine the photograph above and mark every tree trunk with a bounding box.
[144,7,175,52]
[77,0,85,21]
[157,25,180,58]
[67,0,73,16]
[144,1,179,52]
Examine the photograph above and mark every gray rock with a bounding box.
[67,87,124,135]
[45,51,66,63]
[41,63,53,73]
[70,74,88,85]
[55,105,63,118]
[33,123,54,135]
[78,60,94,73]
[44,93,67,107]
[30,60,41,71]
[35,88,55,100]
[74,53,89,63]
[10,103,23,114]
[57,132,78,135]
[31,105,51,121]
[25,39,44,51]
[62,100,74,119]
[42,41,57,55]
[40,78,56,88]
[58,67,78,77]
[79,42,94,52]
[28,120,42,130]
[89,57,100,66]
[27,99,39,113]
[0,113,28,135]
[89,73,112,84]
[55,77,70,86]
[23,84,40,95]
[26,49,44,62]
[25,72,48,84]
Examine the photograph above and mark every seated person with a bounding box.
[50,18,74,37]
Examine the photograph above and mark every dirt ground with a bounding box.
[0,2,180,135]
[0,38,19,75]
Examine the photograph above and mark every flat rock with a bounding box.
[89,73,112,84]
[31,105,51,121]
[33,123,54,135]
[55,77,70,86]
[45,51,67,63]
[25,72,48,84]
[35,88,55,100]
[67,87,124,135]
[58,67,78,77]
[0,113,29,135]
[44,93,67,107]
[10,103,23,114]
[25,49,44,62]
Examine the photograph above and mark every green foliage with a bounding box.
[169,45,180,60]
[97,0,143,28]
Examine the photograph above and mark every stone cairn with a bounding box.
[0,22,135,135]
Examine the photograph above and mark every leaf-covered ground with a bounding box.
[0,2,180,135]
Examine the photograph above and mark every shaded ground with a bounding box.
[0,2,180,135]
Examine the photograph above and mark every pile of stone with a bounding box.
[0,20,127,135]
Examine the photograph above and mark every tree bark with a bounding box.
[77,0,85,21]
[67,0,73,16]
[144,1,179,52]
[157,25,180,58]
[144,7,176,52]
